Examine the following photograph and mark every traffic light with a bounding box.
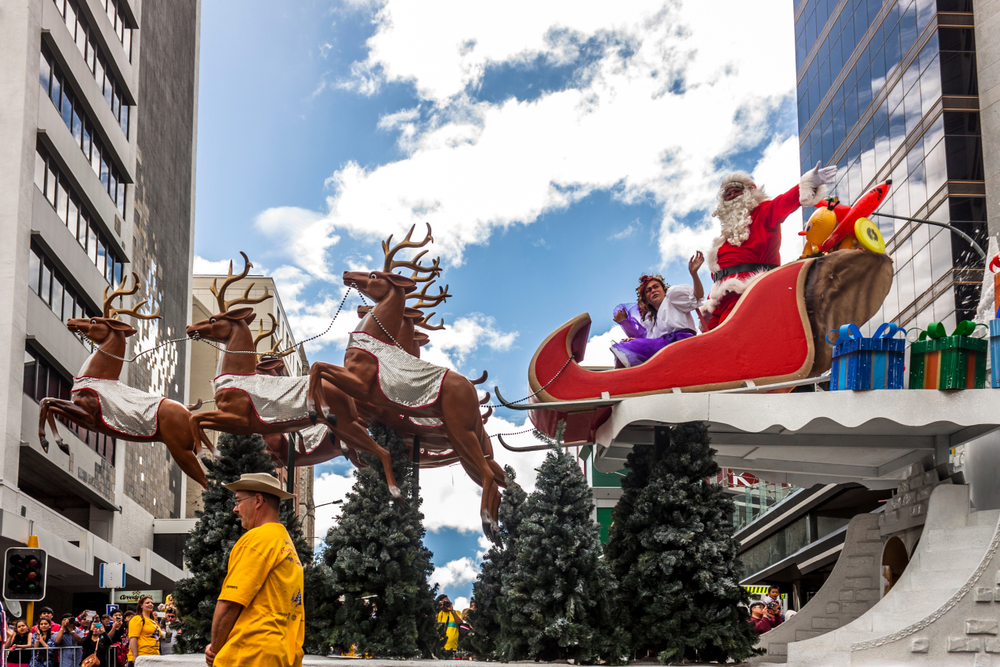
[4,548,47,601]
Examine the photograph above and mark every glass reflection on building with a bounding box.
[793,0,987,331]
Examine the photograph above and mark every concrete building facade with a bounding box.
[0,0,200,611]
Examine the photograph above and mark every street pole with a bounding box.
[26,535,38,626]
[872,212,986,260]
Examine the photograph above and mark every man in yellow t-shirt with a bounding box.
[436,595,462,651]
[204,473,304,667]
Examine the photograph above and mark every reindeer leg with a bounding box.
[40,399,95,455]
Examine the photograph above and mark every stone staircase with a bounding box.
[754,513,885,662]
[787,484,1000,666]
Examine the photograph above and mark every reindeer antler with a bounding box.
[410,283,451,309]
[254,314,278,352]
[416,312,446,331]
[104,273,162,320]
[103,273,141,318]
[210,252,272,312]
[382,223,440,278]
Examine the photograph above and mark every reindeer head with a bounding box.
[186,252,272,342]
[67,273,161,344]
[343,224,441,301]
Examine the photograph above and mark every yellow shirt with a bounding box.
[437,610,461,650]
[216,522,304,667]
[127,614,161,660]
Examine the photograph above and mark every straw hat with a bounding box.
[223,473,294,500]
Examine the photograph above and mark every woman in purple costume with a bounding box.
[610,252,705,368]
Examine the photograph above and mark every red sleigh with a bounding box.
[521,249,894,443]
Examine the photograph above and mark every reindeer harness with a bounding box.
[213,373,311,424]
[348,326,448,409]
[71,377,164,437]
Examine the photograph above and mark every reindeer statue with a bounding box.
[252,316,364,469]
[185,254,407,499]
[38,274,209,487]
[309,224,507,542]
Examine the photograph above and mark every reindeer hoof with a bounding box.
[57,440,70,455]
[324,413,337,428]
[39,437,49,454]
[308,410,318,425]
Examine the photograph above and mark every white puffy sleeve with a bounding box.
[665,284,701,312]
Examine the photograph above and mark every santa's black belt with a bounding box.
[711,263,778,282]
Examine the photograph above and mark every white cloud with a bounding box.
[608,219,642,241]
[420,314,518,367]
[312,468,356,545]
[429,557,479,590]
[255,0,799,277]
[580,325,625,367]
[193,256,266,276]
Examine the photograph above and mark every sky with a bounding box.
[192,0,803,604]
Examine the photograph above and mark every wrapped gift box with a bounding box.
[909,321,987,390]
[829,323,904,391]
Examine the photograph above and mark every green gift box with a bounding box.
[908,321,986,390]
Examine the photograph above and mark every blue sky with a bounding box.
[193,0,802,603]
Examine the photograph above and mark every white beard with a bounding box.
[711,189,768,247]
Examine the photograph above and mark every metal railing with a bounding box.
[2,641,121,666]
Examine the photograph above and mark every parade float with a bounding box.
[494,173,1000,666]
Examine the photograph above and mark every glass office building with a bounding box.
[794,0,987,330]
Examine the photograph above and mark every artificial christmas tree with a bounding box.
[322,422,439,658]
[496,440,615,663]
[463,465,527,658]
[174,433,312,654]
[605,422,759,663]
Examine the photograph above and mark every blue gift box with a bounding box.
[828,323,905,391]
[991,320,1000,388]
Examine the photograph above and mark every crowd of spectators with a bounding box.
[1,601,183,667]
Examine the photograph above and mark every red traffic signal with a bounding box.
[4,548,47,601]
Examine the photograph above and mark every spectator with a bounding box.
[435,595,461,651]
[30,608,53,634]
[763,585,781,606]
[127,595,161,664]
[7,619,32,667]
[75,611,94,642]
[30,617,54,667]
[49,615,82,667]
[747,602,772,634]
[107,611,127,667]
[81,618,111,667]
[158,607,182,655]
[765,601,784,628]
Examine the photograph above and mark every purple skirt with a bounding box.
[611,328,696,368]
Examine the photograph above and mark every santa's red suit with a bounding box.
[703,164,836,330]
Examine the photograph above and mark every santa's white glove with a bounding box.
[799,161,837,207]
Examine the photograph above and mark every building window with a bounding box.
[34,146,126,284]
[51,0,132,63]
[28,243,100,326]
[39,46,128,217]
[23,346,115,463]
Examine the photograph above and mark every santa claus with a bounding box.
[702,161,838,331]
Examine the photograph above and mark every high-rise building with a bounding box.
[0,0,200,611]
[731,0,998,602]
[794,0,991,331]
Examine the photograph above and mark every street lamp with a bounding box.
[871,212,986,260]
